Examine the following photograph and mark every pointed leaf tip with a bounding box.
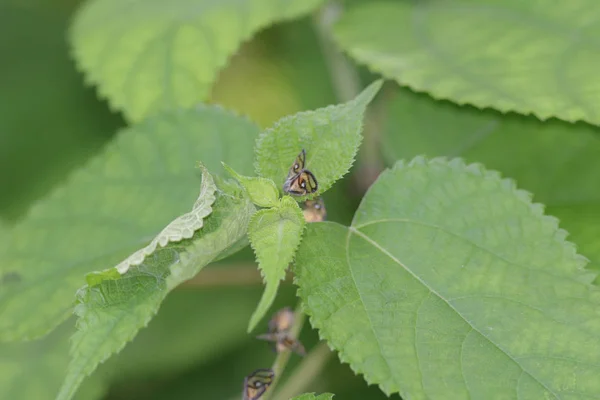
[247,197,305,331]
[255,81,383,200]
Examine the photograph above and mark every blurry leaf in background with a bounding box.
[0,3,124,221]
[70,0,327,122]
[0,319,106,400]
[296,158,600,398]
[382,86,600,275]
[334,1,600,126]
[210,39,303,128]
[0,106,259,342]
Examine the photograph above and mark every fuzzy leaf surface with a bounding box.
[56,182,255,400]
[255,80,382,200]
[223,163,279,208]
[382,87,600,275]
[334,1,600,125]
[247,196,305,331]
[295,157,600,399]
[0,106,259,342]
[70,0,326,122]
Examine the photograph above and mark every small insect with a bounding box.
[268,307,295,333]
[257,332,307,356]
[302,197,327,223]
[283,149,318,196]
[243,368,275,400]
[256,307,306,356]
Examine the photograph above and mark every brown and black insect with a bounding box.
[243,368,275,400]
[283,149,318,196]
[256,307,306,356]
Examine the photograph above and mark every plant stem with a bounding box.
[263,305,307,400]
[313,1,362,103]
[272,342,332,400]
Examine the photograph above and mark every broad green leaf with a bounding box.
[115,165,216,274]
[247,196,305,332]
[0,106,259,342]
[292,393,335,400]
[223,163,279,208]
[334,1,600,125]
[0,321,106,400]
[56,181,255,400]
[70,0,326,122]
[255,80,382,200]
[0,4,122,221]
[381,87,600,274]
[295,158,600,398]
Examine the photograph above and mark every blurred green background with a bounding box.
[0,1,388,399]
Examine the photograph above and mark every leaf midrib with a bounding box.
[353,218,587,286]
[347,225,560,399]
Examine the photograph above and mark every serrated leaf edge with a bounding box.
[393,156,592,281]
[253,80,382,199]
[55,288,165,400]
[115,164,216,274]
[296,156,596,396]
[68,0,326,122]
[247,198,306,330]
[332,20,589,126]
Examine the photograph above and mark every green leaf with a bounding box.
[56,181,255,400]
[292,393,335,400]
[70,0,326,122]
[247,196,305,332]
[223,162,279,208]
[255,80,382,199]
[295,157,600,398]
[0,4,122,221]
[381,87,600,274]
[0,106,259,342]
[0,321,107,400]
[334,1,600,125]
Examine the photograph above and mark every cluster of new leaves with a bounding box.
[225,80,383,332]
